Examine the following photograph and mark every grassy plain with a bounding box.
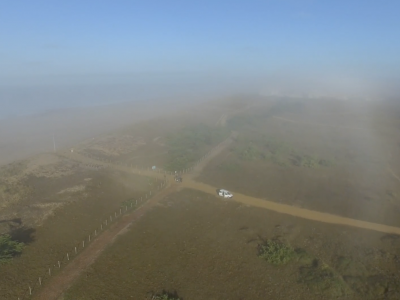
[64,189,400,300]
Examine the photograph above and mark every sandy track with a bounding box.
[68,131,400,237]
[182,180,400,235]
[33,183,176,300]
[36,124,400,299]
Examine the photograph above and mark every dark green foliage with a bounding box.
[294,248,314,265]
[298,259,350,297]
[164,124,228,171]
[0,234,24,263]
[239,143,259,160]
[291,154,335,168]
[264,137,289,155]
[318,158,335,167]
[258,239,295,265]
[153,291,181,300]
[291,154,319,168]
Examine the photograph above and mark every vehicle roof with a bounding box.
[219,189,231,193]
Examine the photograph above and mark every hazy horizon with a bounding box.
[1,1,400,117]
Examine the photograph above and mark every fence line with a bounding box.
[17,138,228,299]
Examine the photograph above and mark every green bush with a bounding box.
[291,154,319,168]
[258,239,295,265]
[164,124,228,171]
[298,260,350,297]
[318,158,335,167]
[239,144,260,160]
[0,234,24,263]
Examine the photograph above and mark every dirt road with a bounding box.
[67,131,400,237]
[182,180,400,235]
[33,182,177,300]
[35,125,400,299]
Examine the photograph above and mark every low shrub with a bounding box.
[0,234,24,263]
[258,239,295,265]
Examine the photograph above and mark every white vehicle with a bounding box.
[218,189,233,198]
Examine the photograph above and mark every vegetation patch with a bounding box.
[152,291,181,300]
[258,239,296,265]
[232,135,333,169]
[333,256,368,277]
[0,234,24,263]
[164,124,228,171]
[291,154,319,168]
[298,259,350,297]
[217,162,242,172]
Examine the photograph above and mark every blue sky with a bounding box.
[1,1,400,97]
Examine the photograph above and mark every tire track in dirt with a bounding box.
[33,183,177,300]
[37,117,400,299]
[182,180,400,235]
[33,134,235,300]
[69,130,400,237]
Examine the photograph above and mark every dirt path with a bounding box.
[67,131,400,237]
[33,182,177,300]
[36,122,400,299]
[182,180,400,235]
[32,133,234,300]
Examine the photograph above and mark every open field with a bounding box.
[1,96,400,299]
[198,98,400,227]
[0,105,232,299]
[0,166,161,299]
[64,189,400,300]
